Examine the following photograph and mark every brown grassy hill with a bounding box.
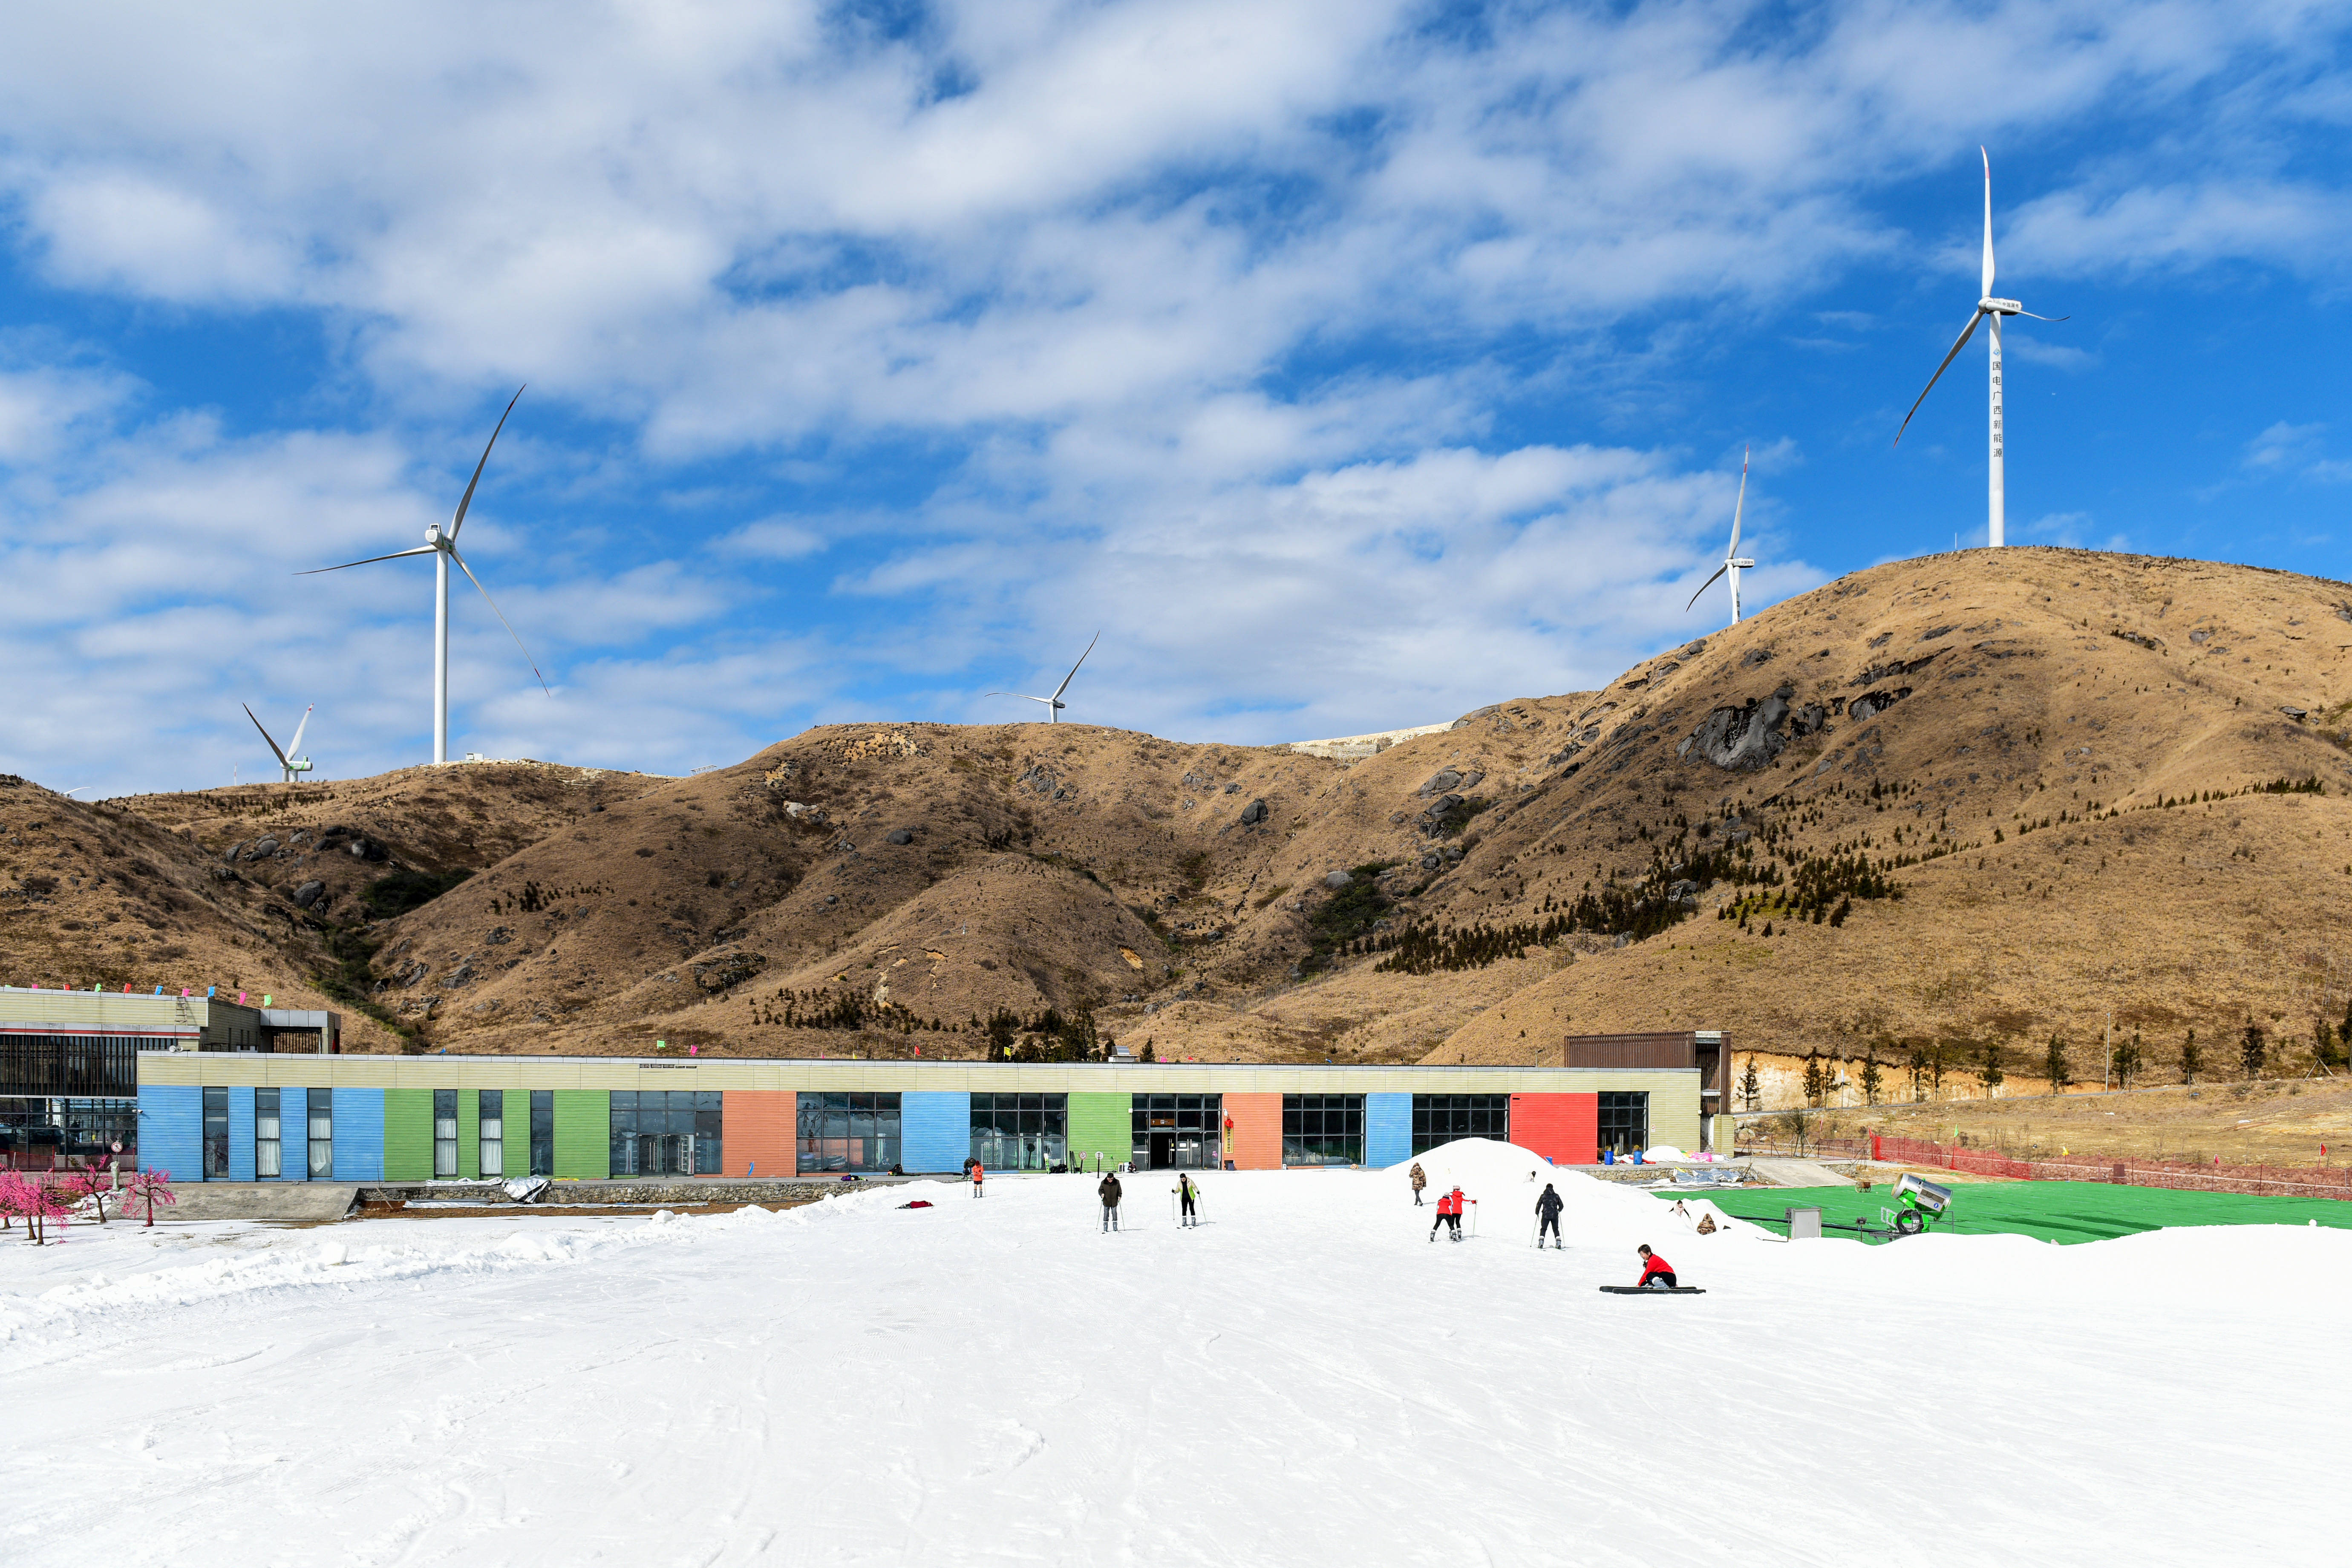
[13,548,2352,1079]
[1421,548,2352,1080]
[1,762,660,1049]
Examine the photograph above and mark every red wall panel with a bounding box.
[724,1090,796,1178]
[1511,1093,1598,1165]
[1224,1092,1282,1170]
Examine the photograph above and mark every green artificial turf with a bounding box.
[1674,1180,2352,1245]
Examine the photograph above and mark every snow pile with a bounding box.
[1389,1138,1768,1245]
[1642,1144,1689,1162]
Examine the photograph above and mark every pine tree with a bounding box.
[1977,1038,2006,1097]
[2240,1020,2267,1080]
[2179,1028,2201,1085]
[1801,1052,1826,1107]
[1141,1038,1158,1063]
[2043,1035,2072,1095]
[1860,1050,1883,1106]
[1738,1058,1762,1111]
[2113,1030,2144,1090]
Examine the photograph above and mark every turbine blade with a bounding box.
[1894,309,1986,446]
[1981,147,1995,298]
[448,385,526,543]
[1053,631,1101,701]
[448,545,552,696]
[1729,446,1749,556]
[1684,563,1729,614]
[242,703,291,769]
[2012,309,2069,322]
[297,545,438,575]
[286,704,313,758]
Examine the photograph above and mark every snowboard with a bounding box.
[1598,1285,1706,1294]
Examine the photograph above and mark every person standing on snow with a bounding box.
[969,1160,985,1199]
[1175,1172,1199,1228]
[1409,1162,1427,1206]
[1634,1244,1678,1288]
[1535,1182,1564,1249]
[1099,1171,1124,1232]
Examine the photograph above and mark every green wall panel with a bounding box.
[458,1090,480,1181]
[383,1088,432,1182]
[1066,1092,1130,1172]
[553,1090,607,1179]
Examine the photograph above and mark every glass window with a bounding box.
[478,1090,504,1179]
[202,1086,229,1178]
[1410,1095,1510,1156]
[1129,1095,1223,1169]
[968,1093,1066,1171]
[307,1088,333,1179]
[255,1087,281,1178]
[1282,1094,1363,1166]
[433,1088,458,1179]
[796,1092,902,1173]
[611,1090,724,1175]
[529,1090,553,1176]
[1597,1092,1650,1158]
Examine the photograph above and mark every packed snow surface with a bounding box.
[4,1145,2343,1565]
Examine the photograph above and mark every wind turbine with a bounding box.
[301,386,549,764]
[987,632,1099,722]
[1685,446,1755,625]
[244,703,315,783]
[1894,149,2067,548]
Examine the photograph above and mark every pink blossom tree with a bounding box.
[61,1165,115,1224]
[122,1167,177,1228]
[0,1170,25,1234]
[0,1171,71,1244]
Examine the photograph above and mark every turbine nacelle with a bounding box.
[1980,297,2023,315]
[1728,557,1755,570]
[424,523,444,546]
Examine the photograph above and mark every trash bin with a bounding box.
[1785,1205,1823,1240]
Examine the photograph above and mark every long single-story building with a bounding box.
[134,1052,1730,1182]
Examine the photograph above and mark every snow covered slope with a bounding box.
[3,1167,2342,1565]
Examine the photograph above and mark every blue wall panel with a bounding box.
[277,1087,307,1180]
[227,1088,256,1183]
[1365,1093,1411,1169]
[901,1091,971,1174]
[332,1087,385,1183]
[138,1085,202,1180]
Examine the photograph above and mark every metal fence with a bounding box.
[1865,1133,2352,1199]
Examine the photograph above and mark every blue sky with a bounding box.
[3,0,2349,796]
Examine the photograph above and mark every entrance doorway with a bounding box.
[1130,1095,1222,1169]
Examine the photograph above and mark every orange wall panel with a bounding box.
[1511,1093,1597,1166]
[1224,1092,1282,1170]
[725,1090,796,1178]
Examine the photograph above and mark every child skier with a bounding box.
[1098,1171,1124,1232]
[1409,1162,1427,1206]
[969,1160,985,1199]
[1634,1244,1678,1288]
[1175,1172,1199,1228]
[1535,1182,1563,1249]
[1429,1185,1466,1242]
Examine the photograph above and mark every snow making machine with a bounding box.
[1882,1173,1953,1237]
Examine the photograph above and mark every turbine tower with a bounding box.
[988,632,1100,722]
[302,386,549,763]
[1895,150,2066,548]
[1685,446,1755,625]
[244,702,315,783]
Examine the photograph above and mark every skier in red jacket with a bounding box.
[1635,1244,1677,1288]
[1429,1186,1467,1242]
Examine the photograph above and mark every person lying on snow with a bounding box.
[1098,1172,1124,1232]
[1535,1183,1563,1249]
[1635,1244,1678,1289]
